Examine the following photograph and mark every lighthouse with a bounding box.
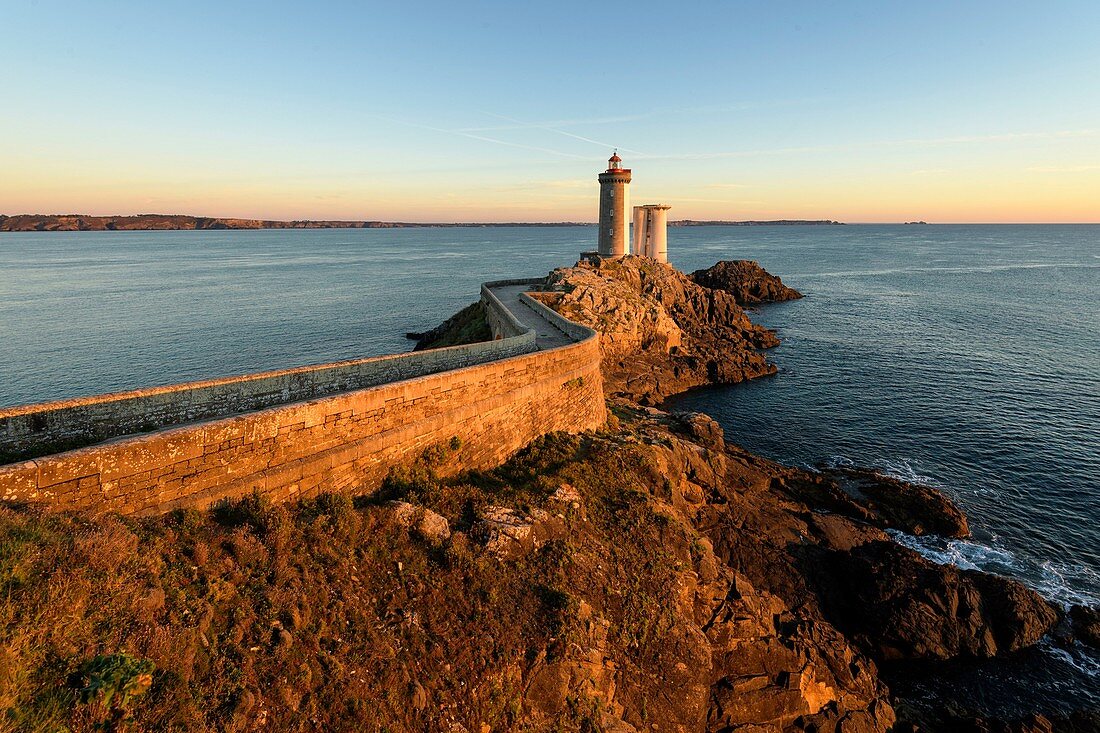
[597,152,631,257]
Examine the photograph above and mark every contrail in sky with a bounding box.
[476,111,647,156]
[636,129,1100,161]
[362,112,589,159]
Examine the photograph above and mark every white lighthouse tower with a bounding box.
[597,152,631,258]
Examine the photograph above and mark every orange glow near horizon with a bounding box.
[4,171,1098,224]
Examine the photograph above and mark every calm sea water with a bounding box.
[2,225,1098,712]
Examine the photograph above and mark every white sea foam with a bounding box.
[823,454,946,489]
[887,530,1100,609]
[1039,639,1100,679]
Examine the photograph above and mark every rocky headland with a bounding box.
[0,257,1093,732]
[528,257,782,405]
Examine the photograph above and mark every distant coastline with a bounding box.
[0,213,845,232]
[668,219,844,227]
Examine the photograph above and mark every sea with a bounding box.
[1,225,1098,715]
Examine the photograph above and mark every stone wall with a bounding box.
[0,286,539,463]
[0,282,605,516]
[519,292,595,342]
[481,278,542,339]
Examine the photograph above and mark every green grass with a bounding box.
[0,421,701,732]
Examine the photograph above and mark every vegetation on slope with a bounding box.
[0,428,705,732]
[409,301,492,350]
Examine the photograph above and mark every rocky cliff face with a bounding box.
[531,257,781,405]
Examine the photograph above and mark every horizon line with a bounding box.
[3,213,1100,227]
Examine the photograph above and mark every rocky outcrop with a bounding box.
[472,505,566,557]
[1068,605,1100,648]
[383,500,452,545]
[406,301,491,350]
[690,260,804,305]
[804,541,1059,662]
[649,412,1060,670]
[533,257,782,404]
[527,256,1058,677]
[821,467,970,538]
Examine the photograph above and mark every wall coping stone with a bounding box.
[0,278,556,463]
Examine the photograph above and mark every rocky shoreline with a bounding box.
[525,256,1098,730]
[0,257,1095,731]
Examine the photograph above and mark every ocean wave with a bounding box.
[822,454,946,489]
[1039,638,1100,679]
[887,531,1100,609]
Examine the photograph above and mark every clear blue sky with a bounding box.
[3,1,1098,221]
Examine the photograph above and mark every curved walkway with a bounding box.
[487,283,572,349]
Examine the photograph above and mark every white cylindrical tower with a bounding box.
[650,204,670,263]
[635,204,672,262]
[632,206,647,256]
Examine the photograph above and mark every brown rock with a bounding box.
[690,260,803,305]
[473,505,564,557]
[384,500,451,546]
[533,257,781,404]
[1069,604,1100,647]
[672,411,726,452]
[823,466,970,538]
[806,541,1059,661]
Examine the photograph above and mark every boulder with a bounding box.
[473,505,564,557]
[1068,604,1100,648]
[823,466,970,538]
[690,260,803,305]
[806,541,1060,662]
[383,501,451,546]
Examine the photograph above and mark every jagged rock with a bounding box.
[672,411,726,452]
[690,260,803,305]
[703,569,895,732]
[533,257,781,404]
[1068,604,1100,648]
[775,467,969,539]
[473,505,563,557]
[805,541,1059,662]
[384,500,451,545]
[822,467,970,538]
[416,510,452,545]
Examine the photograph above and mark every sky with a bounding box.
[2,1,1098,223]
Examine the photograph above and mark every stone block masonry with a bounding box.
[0,281,539,463]
[0,279,605,515]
